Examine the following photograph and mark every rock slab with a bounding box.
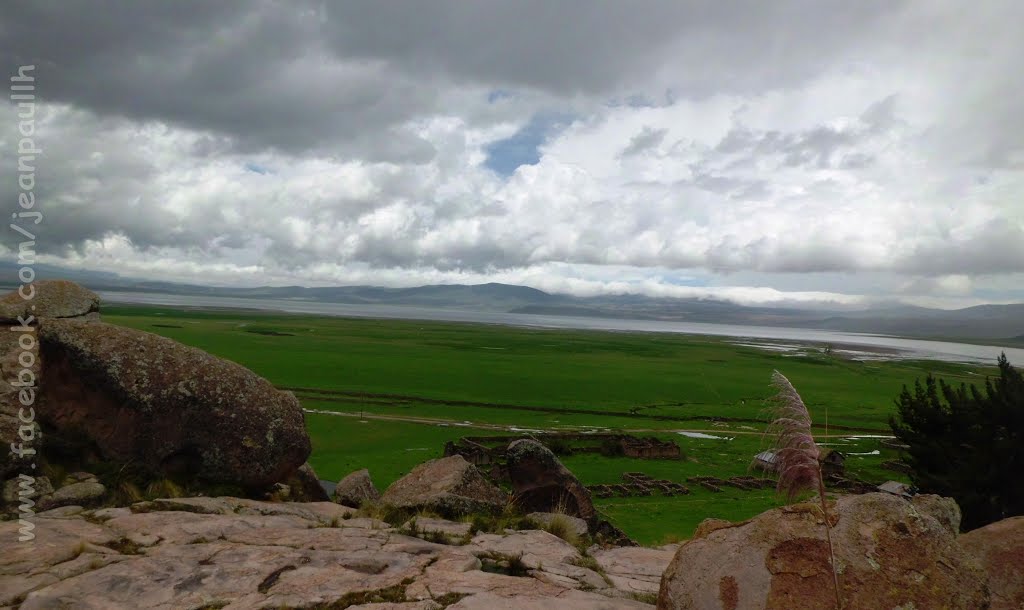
[1,495,655,609]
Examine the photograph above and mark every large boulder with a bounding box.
[505,439,595,523]
[381,455,507,517]
[0,279,99,321]
[658,493,989,610]
[37,319,311,489]
[334,468,381,507]
[960,516,1024,610]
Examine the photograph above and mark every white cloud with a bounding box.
[1,1,1022,307]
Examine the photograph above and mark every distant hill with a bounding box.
[2,262,1022,342]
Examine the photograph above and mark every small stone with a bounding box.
[62,472,99,486]
[381,455,507,517]
[334,468,381,507]
[37,481,106,511]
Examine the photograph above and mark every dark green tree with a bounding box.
[890,353,1024,530]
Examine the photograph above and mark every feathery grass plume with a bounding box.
[763,370,822,501]
[759,370,843,610]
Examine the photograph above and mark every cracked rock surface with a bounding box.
[2,496,665,609]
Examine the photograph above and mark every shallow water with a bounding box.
[102,290,1023,366]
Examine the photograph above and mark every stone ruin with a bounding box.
[443,432,682,485]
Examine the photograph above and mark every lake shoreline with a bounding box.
[101,290,1023,366]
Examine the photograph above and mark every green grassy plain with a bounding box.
[104,304,992,544]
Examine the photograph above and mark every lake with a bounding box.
[101,290,1023,366]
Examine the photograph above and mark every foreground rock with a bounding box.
[37,319,312,488]
[960,516,1024,610]
[658,493,989,610]
[506,439,595,522]
[335,468,381,507]
[381,455,507,517]
[1,496,661,609]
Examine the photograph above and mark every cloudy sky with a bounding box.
[2,1,1022,308]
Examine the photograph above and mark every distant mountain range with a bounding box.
[3,263,1023,344]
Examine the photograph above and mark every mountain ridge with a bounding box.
[2,263,1021,341]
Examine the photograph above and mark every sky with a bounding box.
[1,1,1022,309]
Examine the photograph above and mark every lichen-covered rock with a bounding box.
[381,455,507,517]
[506,439,595,523]
[335,468,381,507]
[960,516,1024,610]
[657,493,989,610]
[911,493,961,535]
[0,279,100,321]
[37,319,311,488]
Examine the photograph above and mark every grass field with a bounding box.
[103,304,994,544]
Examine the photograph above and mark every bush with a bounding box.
[890,353,1024,530]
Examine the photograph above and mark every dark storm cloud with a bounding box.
[1,0,900,157]
[0,0,441,159]
[320,1,902,95]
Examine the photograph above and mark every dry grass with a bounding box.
[114,481,144,505]
[146,478,185,499]
[758,371,843,610]
[539,513,581,548]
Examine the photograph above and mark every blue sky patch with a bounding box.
[484,112,573,177]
